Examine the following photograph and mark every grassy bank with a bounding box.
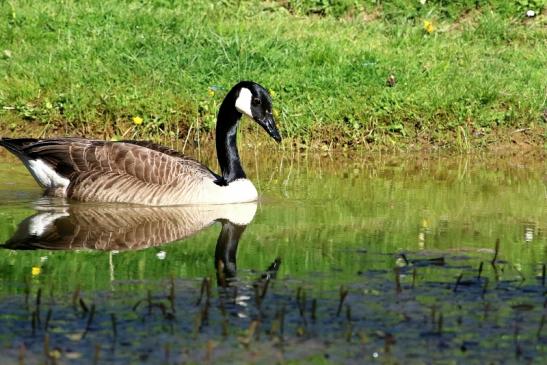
[0,0,546,150]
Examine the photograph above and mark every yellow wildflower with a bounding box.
[132,116,143,125]
[423,20,435,34]
[31,266,41,276]
[207,89,215,97]
[269,89,276,98]
[49,349,62,359]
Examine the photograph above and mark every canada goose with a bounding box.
[0,81,281,205]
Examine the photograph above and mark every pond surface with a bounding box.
[0,149,545,363]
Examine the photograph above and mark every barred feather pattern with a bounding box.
[0,138,258,205]
[4,203,257,251]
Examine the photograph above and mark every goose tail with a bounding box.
[0,137,39,159]
[0,137,70,193]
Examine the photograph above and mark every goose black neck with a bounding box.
[216,88,246,183]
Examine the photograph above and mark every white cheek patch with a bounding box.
[235,87,253,118]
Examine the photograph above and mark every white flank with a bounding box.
[235,87,253,118]
[221,178,258,203]
[189,178,258,206]
[28,212,69,236]
[28,159,70,190]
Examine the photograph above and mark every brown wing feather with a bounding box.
[2,138,220,203]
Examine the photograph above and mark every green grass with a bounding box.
[0,0,545,149]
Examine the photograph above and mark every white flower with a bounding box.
[526,10,535,17]
[525,228,533,242]
[40,256,48,262]
[419,0,427,4]
[156,251,166,260]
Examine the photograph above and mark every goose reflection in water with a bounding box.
[3,200,279,291]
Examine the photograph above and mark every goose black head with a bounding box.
[234,81,282,143]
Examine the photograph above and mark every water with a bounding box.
[0,150,545,363]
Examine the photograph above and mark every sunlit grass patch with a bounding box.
[0,1,545,149]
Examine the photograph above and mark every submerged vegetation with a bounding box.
[1,254,546,363]
[0,0,545,150]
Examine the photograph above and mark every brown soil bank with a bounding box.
[0,119,544,154]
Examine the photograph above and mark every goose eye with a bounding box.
[252,98,261,106]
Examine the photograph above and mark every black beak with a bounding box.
[257,116,282,143]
